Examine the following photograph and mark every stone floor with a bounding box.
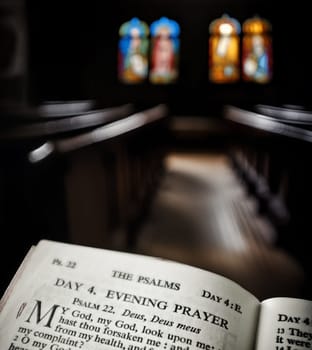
[134,151,306,301]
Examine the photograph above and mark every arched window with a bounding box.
[209,14,241,83]
[118,17,149,84]
[149,17,180,84]
[242,16,273,83]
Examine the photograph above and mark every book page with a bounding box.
[254,297,312,350]
[0,240,260,350]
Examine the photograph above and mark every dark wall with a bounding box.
[24,0,311,115]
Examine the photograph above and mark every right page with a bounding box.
[254,297,312,350]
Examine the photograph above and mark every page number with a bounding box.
[52,258,77,269]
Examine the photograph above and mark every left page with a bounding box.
[0,239,260,350]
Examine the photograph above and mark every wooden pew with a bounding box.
[0,103,133,140]
[28,104,170,250]
[223,104,312,296]
[0,102,134,294]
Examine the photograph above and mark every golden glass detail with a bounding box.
[209,14,241,83]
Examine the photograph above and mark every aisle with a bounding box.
[135,152,305,300]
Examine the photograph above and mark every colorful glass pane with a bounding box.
[242,16,273,83]
[118,18,149,84]
[209,14,241,83]
[149,17,180,84]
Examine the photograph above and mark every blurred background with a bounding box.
[1,0,311,301]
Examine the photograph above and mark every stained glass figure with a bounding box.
[118,17,149,84]
[242,16,273,83]
[209,14,241,83]
[149,17,180,84]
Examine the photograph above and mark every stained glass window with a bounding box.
[209,14,241,83]
[242,16,273,83]
[149,17,180,84]
[118,18,149,84]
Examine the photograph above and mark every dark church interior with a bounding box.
[1,0,311,301]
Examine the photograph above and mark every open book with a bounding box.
[1,240,311,350]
